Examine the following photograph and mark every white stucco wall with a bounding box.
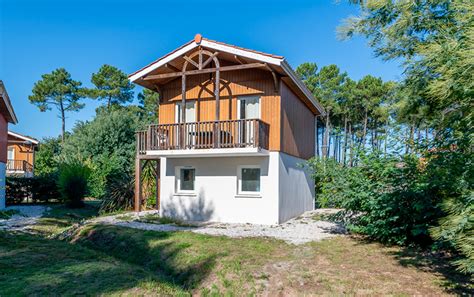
[0,162,5,209]
[159,152,315,225]
[160,153,281,225]
[278,152,315,223]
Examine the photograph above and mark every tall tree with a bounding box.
[90,64,135,109]
[340,0,474,273]
[29,68,86,142]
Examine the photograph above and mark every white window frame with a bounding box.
[7,147,14,160]
[236,165,261,196]
[237,96,261,120]
[175,166,196,194]
[175,101,196,123]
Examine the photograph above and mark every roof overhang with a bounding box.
[8,131,39,145]
[128,36,325,116]
[0,81,18,124]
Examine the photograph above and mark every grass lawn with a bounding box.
[0,204,471,296]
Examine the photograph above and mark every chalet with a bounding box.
[130,35,324,224]
[7,131,39,177]
[0,81,18,209]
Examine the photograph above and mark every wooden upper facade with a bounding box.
[131,35,324,160]
[7,131,38,175]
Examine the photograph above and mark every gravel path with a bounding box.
[0,206,49,231]
[95,209,345,245]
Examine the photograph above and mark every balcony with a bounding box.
[7,160,33,175]
[137,119,269,157]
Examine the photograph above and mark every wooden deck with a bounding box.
[136,118,269,154]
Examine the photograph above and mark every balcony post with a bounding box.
[134,157,142,212]
[255,120,259,148]
[214,64,220,148]
[181,73,186,149]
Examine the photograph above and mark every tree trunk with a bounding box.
[342,117,348,165]
[60,101,66,143]
[406,123,415,154]
[348,122,353,167]
[384,120,389,156]
[322,111,330,158]
[316,117,320,158]
[362,107,368,149]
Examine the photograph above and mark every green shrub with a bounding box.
[6,175,60,204]
[307,158,350,208]
[57,162,90,208]
[309,152,442,246]
[61,108,141,198]
[99,171,134,214]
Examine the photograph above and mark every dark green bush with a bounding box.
[6,175,60,204]
[60,108,141,198]
[57,162,90,208]
[309,152,442,246]
[99,171,134,214]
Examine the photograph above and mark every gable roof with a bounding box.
[8,131,39,145]
[129,35,325,115]
[0,81,18,124]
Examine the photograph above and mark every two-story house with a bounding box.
[7,131,39,177]
[130,35,324,224]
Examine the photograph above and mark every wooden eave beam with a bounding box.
[165,63,181,72]
[143,63,267,81]
[201,52,219,69]
[183,55,199,69]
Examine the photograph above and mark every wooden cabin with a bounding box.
[0,81,19,209]
[7,131,39,177]
[130,35,324,224]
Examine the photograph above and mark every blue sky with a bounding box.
[0,0,401,140]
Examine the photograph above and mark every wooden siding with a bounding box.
[280,81,315,160]
[8,144,34,164]
[158,68,281,151]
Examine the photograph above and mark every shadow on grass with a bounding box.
[74,224,219,291]
[352,236,473,295]
[390,247,473,295]
[0,231,184,295]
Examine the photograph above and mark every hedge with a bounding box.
[6,175,61,205]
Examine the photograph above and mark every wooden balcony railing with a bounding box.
[137,119,269,155]
[7,160,33,172]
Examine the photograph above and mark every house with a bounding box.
[0,81,19,209]
[7,131,39,177]
[130,35,325,224]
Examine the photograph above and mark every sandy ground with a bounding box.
[0,205,49,231]
[95,208,346,245]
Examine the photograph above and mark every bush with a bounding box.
[57,162,90,208]
[6,175,60,204]
[309,152,442,246]
[307,158,350,208]
[60,108,141,198]
[99,171,134,214]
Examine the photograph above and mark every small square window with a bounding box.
[240,168,260,193]
[180,168,195,191]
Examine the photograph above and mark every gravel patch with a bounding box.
[0,206,49,231]
[192,209,345,245]
[95,209,345,245]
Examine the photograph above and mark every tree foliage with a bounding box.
[138,88,160,122]
[60,107,142,198]
[34,136,62,177]
[89,64,135,109]
[29,68,86,141]
[328,0,474,272]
